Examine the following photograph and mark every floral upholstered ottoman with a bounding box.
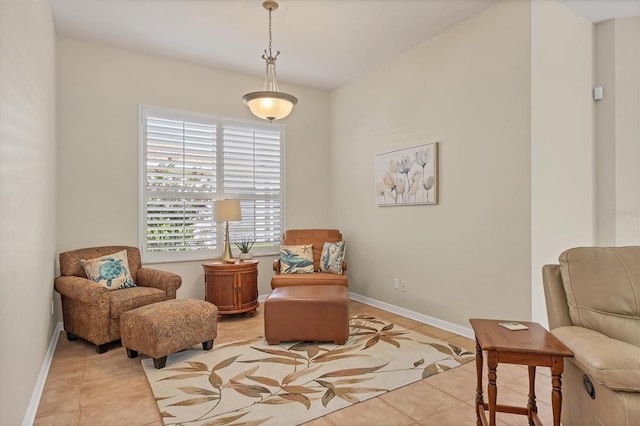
[120,299,218,368]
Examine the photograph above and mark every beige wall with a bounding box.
[595,19,618,245]
[56,37,331,305]
[530,0,595,325]
[0,0,57,424]
[330,1,533,327]
[595,17,640,246]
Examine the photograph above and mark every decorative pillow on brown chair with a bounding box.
[279,244,314,274]
[80,249,136,290]
[319,241,346,274]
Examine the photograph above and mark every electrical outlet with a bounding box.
[401,280,408,292]
[393,278,399,289]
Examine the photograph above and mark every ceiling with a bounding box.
[51,0,640,90]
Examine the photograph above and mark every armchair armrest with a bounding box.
[54,276,109,305]
[552,326,640,392]
[136,267,182,299]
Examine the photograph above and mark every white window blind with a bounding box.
[223,122,282,250]
[139,107,284,262]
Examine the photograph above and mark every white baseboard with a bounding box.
[260,291,474,339]
[22,321,63,426]
[347,292,475,339]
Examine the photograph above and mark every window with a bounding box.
[139,106,284,263]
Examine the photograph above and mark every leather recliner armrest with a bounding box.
[552,326,640,392]
[542,264,572,329]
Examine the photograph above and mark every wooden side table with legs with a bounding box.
[469,319,573,426]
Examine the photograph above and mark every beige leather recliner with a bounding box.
[543,246,640,426]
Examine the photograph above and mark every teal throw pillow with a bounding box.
[279,244,315,274]
[319,241,346,274]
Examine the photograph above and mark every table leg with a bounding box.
[551,356,564,426]
[487,351,498,426]
[527,366,537,426]
[475,340,484,426]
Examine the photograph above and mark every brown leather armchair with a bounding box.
[543,246,640,426]
[271,229,348,289]
[54,246,182,353]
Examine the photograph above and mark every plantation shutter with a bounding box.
[222,121,282,251]
[139,107,284,262]
[142,109,217,261]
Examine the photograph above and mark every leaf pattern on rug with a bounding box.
[143,315,475,426]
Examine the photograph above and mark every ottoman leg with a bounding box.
[96,344,108,354]
[153,356,167,369]
[126,348,138,359]
[202,340,213,351]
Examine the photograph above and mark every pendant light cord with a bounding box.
[262,4,279,63]
[268,7,272,57]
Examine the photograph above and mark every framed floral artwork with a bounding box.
[375,142,439,206]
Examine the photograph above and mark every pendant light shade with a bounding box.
[242,91,297,122]
[242,1,298,122]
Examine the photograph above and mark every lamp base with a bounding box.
[222,221,236,263]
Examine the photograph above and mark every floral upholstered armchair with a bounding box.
[54,246,181,353]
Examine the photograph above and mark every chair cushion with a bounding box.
[109,286,167,319]
[80,250,136,290]
[319,241,346,274]
[279,245,314,274]
[553,326,640,392]
[271,272,348,289]
[559,246,640,346]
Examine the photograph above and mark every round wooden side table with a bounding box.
[202,260,259,320]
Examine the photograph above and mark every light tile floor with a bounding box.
[35,300,555,425]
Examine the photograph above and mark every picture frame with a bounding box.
[375,142,439,206]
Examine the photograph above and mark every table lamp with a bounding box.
[214,199,242,263]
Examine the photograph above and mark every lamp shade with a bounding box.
[214,200,241,222]
[242,91,298,122]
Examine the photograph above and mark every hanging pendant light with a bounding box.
[242,0,298,122]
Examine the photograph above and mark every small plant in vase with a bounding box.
[234,237,256,260]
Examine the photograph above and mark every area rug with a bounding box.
[142,315,474,426]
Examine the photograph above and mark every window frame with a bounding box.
[138,105,286,263]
